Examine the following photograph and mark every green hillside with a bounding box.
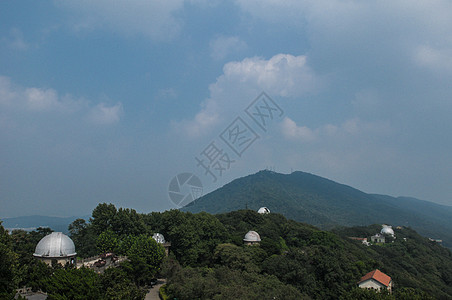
[183,170,452,247]
[4,204,451,299]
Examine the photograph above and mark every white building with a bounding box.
[381,224,395,237]
[257,207,270,214]
[243,230,261,246]
[33,232,77,266]
[358,269,393,293]
[371,234,385,243]
[153,233,171,256]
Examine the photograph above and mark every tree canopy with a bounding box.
[5,203,452,299]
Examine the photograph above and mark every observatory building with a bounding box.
[257,207,270,214]
[243,230,261,246]
[33,232,77,266]
[380,225,395,237]
[153,233,171,256]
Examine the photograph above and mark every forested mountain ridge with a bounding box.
[183,170,452,247]
[2,204,452,299]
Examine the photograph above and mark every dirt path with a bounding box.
[144,279,166,300]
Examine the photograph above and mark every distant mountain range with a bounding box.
[183,170,452,247]
[0,215,89,233]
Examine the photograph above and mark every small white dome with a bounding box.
[243,231,261,242]
[152,233,166,244]
[381,225,395,236]
[257,207,270,214]
[33,232,76,258]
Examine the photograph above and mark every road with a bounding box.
[144,279,166,300]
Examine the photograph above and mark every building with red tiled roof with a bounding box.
[358,269,393,292]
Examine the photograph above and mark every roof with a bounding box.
[33,232,76,258]
[372,234,384,238]
[243,230,261,242]
[153,233,166,244]
[359,269,392,287]
[381,224,395,236]
[348,237,367,241]
[257,207,270,214]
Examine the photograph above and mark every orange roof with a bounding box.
[358,269,392,287]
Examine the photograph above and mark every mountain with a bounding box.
[0,215,89,233]
[183,170,452,247]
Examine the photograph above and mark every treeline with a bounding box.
[1,203,452,299]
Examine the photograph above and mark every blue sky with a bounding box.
[2,0,452,218]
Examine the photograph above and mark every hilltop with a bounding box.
[183,170,452,247]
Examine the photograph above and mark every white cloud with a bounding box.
[218,54,317,97]
[0,76,65,111]
[0,77,16,107]
[280,117,392,143]
[413,45,452,71]
[88,102,123,125]
[25,88,60,111]
[235,1,452,70]
[2,28,29,50]
[176,53,319,138]
[234,0,308,25]
[57,0,185,41]
[0,75,122,124]
[281,117,315,142]
[209,36,247,60]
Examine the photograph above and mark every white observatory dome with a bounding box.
[152,233,166,244]
[33,232,76,258]
[380,225,395,236]
[257,207,270,214]
[243,231,261,242]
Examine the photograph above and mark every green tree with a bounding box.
[100,267,145,300]
[90,203,117,235]
[68,218,97,258]
[22,260,52,292]
[43,267,101,300]
[96,230,119,254]
[161,210,227,266]
[112,208,149,237]
[123,235,165,286]
[0,222,19,298]
[213,243,261,273]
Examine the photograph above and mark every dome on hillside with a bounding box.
[33,232,76,258]
[381,225,395,236]
[153,233,166,244]
[243,231,261,242]
[257,207,270,214]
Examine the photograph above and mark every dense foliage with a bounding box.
[183,170,452,248]
[3,203,452,299]
[0,221,19,299]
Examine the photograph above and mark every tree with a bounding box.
[0,222,18,298]
[161,210,228,266]
[112,208,149,237]
[213,243,261,273]
[96,230,119,254]
[90,203,117,235]
[22,260,52,292]
[123,235,165,286]
[68,218,97,258]
[43,267,102,300]
[100,267,145,300]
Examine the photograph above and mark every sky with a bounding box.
[2,0,452,218]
